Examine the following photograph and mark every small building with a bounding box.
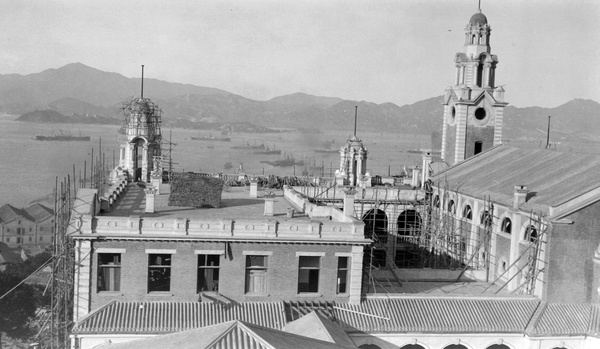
[0,203,54,255]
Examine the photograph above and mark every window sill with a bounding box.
[244,293,269,297]
[96,291,122,296]
[297,293,321,297]
[147,292,173,297]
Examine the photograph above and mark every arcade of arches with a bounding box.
[358,344,569,349]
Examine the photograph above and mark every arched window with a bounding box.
[487,345,511,349]
[481,210,492,228]
[433,195,440,208]
[501,218,512,235]
[447,200,456,214]
[359,345,382,349]
[400,345,426,349]
[525,225,538,242]
[444,345,469,349]
[472,34,477,44]
[463,205,472,220]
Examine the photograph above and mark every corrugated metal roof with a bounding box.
[283,311,356,347]
[285,297,540,334]
[86,320,357,349]
[528,303,600,337]
[431,146,600,213]
[74,299,600,338]
[72,301,286,334]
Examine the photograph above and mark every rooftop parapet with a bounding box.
[67,183,368,244]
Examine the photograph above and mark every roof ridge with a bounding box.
[233,321,275,349]
[73,299,118,330]
[524,300,546,335]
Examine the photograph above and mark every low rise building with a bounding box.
[0,203,54,255]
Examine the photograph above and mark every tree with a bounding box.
[0,272,38,339]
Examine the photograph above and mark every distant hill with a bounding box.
[18,109,120,125]
[0,63,230,115]
[5,63,600,142]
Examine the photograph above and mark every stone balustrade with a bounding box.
[82,215,366,242]
[99,175,129,213]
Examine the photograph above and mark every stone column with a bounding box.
[508,211,522,291]
[484,63,491,88]
[349,245,364,304]
[141,144,149,182]
[73,240,92,322]
[421,152,433,185]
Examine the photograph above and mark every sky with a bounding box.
[0,0,598,108]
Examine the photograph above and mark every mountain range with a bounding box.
[5,63,600,142]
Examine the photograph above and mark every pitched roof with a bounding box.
[92,320,357,349]
[72,298,600,338]
[527,303,600,337]
[283,311,355,347]
[0,204,25,224]
[71,301,286,334]
[431,145,600,214]
[284,297,540,333]
[23,203,53,223]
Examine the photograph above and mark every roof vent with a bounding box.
[513,185,528,208]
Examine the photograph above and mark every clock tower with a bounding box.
[441,8,508,165]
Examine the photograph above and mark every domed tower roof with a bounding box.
[469,10,488,25]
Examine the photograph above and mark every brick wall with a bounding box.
[90,240,358,311]
[546,201,600,303]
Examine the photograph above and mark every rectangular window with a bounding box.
[148,254,171,292]
[40,227,43,231]
[337,257,349,294]
[17,228,23,235]
[298,256,320,293]
[28,237,32,242]
[197,254,220,292]
[29,227,32,232]
[245,255,268,294]
[16,237,22,244]
[6,228,10,233]
[6,238,9,242]
[97,253,121,292]
[39,237,43,241]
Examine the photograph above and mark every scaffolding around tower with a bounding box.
[118,97,163,182]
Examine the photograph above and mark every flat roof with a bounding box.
[108,184,325,223]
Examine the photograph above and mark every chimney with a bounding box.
[343,188,357,217]
[263,192,275,216]
[513,185,528,209]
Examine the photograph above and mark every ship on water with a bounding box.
[34,129,90,142]
[254,145,281,155]
[190,132,231,142]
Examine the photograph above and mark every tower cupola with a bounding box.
[118,66,163,182]
[440,7,509,165]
